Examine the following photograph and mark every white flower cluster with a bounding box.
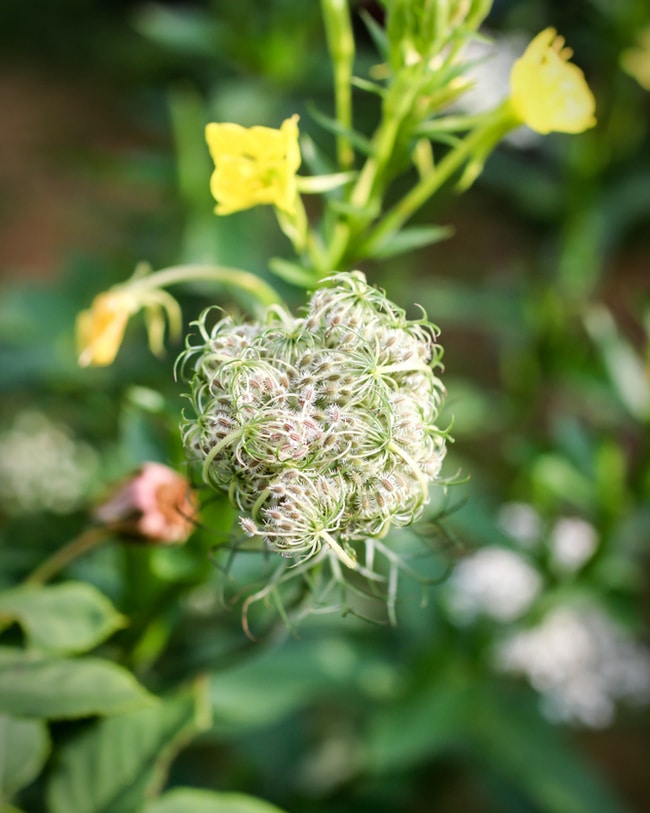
[496,605,650,728]
[0,411,98,515]
[446,546,542,623]
[179,271,447,569]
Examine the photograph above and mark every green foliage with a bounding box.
[0,649,153,719]
[0,582,126,655]
[0,715,50,802]
[142,789,288,813]
[47,683,210,813]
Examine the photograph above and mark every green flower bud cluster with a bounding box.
[178,271,447,570]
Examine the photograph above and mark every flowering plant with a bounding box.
[7,2,650,813]
[73,1,597,628]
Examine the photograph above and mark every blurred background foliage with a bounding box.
[0,0,649,812]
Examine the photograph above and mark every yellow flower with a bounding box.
[621,28,650,91]
[205,115,301,215]
[510,28,596,134]
[76,290,137,367]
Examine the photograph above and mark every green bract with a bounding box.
[178,272,447,571]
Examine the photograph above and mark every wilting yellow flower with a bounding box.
[205,115,301,215]
[510,28,596,134]
[621,28,650,91]
[76,290,137,367]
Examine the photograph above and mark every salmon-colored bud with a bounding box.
[94,463,198,544]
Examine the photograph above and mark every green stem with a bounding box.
[359,107,517,261]
[325,84,419,272]
[131,264,285,311]
[321,0,355,170]
[25,527,108,586]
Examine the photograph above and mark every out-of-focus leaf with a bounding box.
[142,788,288,813]
[531,455,595,510]
[47,681,210,813]
[210,638,361,733]
[0,582,126,655]
[366,224,454,259]
[467,687,632,813]
[268,258,319,288]
[0,714,50,800]
[364,680,469,772]
[306,102,373,155]
[0,648,153,719]
[584,305,650,422]
[132,4,215,56]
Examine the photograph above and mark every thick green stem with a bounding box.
[321,0,355,170]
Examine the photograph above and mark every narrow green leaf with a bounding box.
[268,258,319,289]
[306,102,373,155]
[142,788,288,813]
[0,648,154,719]
[350,76,386,97]
[359,9,389,60]
[467,687,632,813]
[0,582,126,655]
[367,224,454,259]
[47,681,211,813]
[0,714,50,800]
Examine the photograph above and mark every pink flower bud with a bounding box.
[94,463,198,544]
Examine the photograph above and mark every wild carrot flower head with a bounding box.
[205,115,301,216]
[510,28,596,134]
[178,271,448,574]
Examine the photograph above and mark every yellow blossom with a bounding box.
[621,27,650,91]
[76,290,137,367]
[510,28,596,134]
[205,115,301,215]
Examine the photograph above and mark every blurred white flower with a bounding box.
[550,517,597,573]
[0,411,98,515]
[446,547,542,622]
[496,605,650,727]
[497,502,541,548]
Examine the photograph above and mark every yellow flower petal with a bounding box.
[76,291,135,367]
[510,28,596,134]
[205,115,301,215]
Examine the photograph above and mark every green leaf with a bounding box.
[0,582,126,655]
[209,638,361,733]
[0,648,153,719]
[142,788,288,813]
[467,687,632,813]
[268,258,319,289]
[365,681,469,772]
[47,681,211,813]
[366,224,454,259]
[306,102,373,155]
[0,714,50,800]
[359,9,389,60]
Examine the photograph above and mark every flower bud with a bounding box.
[179,271,448,572]
[94,463,198,544]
